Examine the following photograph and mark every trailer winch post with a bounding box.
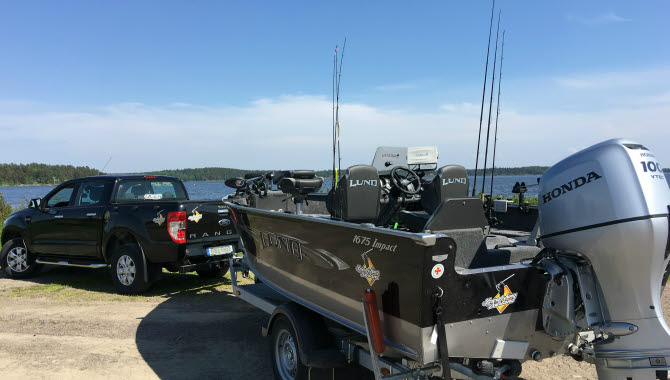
[362,289,385,380]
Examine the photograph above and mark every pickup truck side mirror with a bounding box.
[29,198,41,209]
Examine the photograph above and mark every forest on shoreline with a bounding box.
[1,163,669,186]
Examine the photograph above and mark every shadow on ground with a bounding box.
[1,266,274,379]
[133,281,273,379]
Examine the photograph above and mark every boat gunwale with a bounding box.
[225,202,445,246]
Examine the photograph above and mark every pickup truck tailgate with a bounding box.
[183,202,236,242]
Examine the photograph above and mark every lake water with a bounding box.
[1,175,669,208]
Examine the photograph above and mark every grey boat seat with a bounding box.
[444,228,541,270]
[275,170,324,202]
[327,165,381,223]
[420,165,469,214]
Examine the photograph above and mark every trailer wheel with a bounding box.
[271,316,308,380]
[1,238,41,278]
[109,244,152,294]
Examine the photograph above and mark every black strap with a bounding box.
[433,288,451,380]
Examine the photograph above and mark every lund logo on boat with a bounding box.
[541,171,602,204]
[349,179,378,187]
[481,274,518,314]
[260,231,303,260]
[355,250,380,286]
[442,178,467,186]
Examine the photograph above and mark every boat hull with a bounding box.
[228,203,563,363]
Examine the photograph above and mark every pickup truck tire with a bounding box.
[270,315,309,380]
[196,264,229,279]
[109,244,152,294]
[1,238,41,279]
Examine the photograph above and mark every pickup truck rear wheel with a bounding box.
[1,238,41,278]
[196,264,229,279]
[109,244,152,294]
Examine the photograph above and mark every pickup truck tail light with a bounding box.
[167,211,187,243]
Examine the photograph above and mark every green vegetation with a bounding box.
[147,167,331,181]
[0,192,15,231]
[0,163,101,186]
[467,166,549,176]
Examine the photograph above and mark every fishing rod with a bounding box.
[332,45,338,190]
[472,0,496,197]
[335,38,346,188]
[489,31,505,199]
[480,9,501,198]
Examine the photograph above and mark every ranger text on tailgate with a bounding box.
[0,175,239,294]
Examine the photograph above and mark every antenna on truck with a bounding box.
[480,9,501,198]
[489,31,505,200]
[101,156,112,174]
[472,0,496,197]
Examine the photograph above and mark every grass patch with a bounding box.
[5,267,255,302]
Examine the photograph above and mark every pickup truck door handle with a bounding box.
[54,215,64,219]
[86,213,97,217]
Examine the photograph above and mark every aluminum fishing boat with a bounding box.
[227,139,670,380]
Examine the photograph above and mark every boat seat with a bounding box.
[444,228,540,269]
[327,165,381,223]
[275,170,324,202]
[420,165,469,214]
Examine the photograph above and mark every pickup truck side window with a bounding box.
[116,180,187,202]
[45,184,76,208]
[75,182,114,206]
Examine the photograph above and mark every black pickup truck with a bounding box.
[0,175,238,294]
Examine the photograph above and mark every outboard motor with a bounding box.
[539,139,670,379]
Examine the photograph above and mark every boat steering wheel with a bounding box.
[390,166,421,195]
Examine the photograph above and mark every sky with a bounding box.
[0,0,668,173]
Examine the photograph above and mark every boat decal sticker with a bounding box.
[260,231,303,260]
[188,210,203,223]
[541,171,602,204]
[481,274,518,314]
[431,264,445,279]
[432,254,448,262]
[153,212,165,226]
[144,194,162,200]
[352,234,398,253]
[356,249,380,286]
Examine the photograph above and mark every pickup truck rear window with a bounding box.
[116,180,187,202]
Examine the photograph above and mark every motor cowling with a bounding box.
[539,139,670,379]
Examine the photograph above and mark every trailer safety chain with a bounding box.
[432,287,452,380]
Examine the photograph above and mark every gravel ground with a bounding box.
[0,267,668,380]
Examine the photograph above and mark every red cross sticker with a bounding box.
[431,264,445,279]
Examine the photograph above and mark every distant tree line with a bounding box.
[0,163,101,186]
[465,166,550,176]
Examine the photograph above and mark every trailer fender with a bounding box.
[262,302,347,368]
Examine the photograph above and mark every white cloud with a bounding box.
[554,68,670,90]
[0,68,668,173]
[566,11,630,26]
